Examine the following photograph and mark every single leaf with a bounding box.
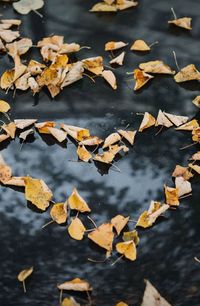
[133,68,154,90]
[117,129,137,145]
[105,41,128,51]
[68,217,86,240]
[163,112,188,127]
[88,223,114,251]
[110,51,125,66]
[103,132,121,149]
[122,230,140,245]
[77,145,92,162]
[61,297,80,306]
[67,188,91,212]
[168,17,192,30]
[192,96,200,108]
[111,215,130,235]
[130,40,150,51]
[141,279,171,306]
[155,110,173,128]
[50,203,67,224]
[58,278,92,291]
[116,240,137,261]
[13,0,44,15]
[139,112,156,132]
[175,119,199,131]
[175,177,192,197]
[139,60,175,75]
[164,185,179,206]
[174,64,200,83]
[102,70,117,90]
[0,100,10,113]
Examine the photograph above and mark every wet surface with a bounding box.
[0,0,200,305]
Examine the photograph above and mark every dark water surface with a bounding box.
[0,0,200,305]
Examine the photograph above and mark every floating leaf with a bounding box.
[133,68,154,91]
[103,132,121,149]
[174,64,200,83]
[14,119,37,129]
[175,177,192,197]
[13,0,44,15]
[122,230,140,245]
[48,127,67,142]
[192,96,200,108]
[168,17,192,30]
[172,165,193,180]
[117,129,136,145]
[163,112,188,127]
[77,145,92,162]
[24,177,53,211]
[105,41,127,51]
[0,153,12,184]
[102,70,117,90]
[130,40,150,51]
[188,163,200,175]
[164,185,179,206]
[0,100,10,113]
[88,223,114,251]
[58,278,92,291]
[67,188,91,213]
[139,112,156,132]
[141,279,171,306]
[155,110,173,128]
[82,56,104,75]
[68,217,86,240]
[139,60,175,75]
[50,203,67,224]
[61,297,80,306]
[116,240,137,261]
[19,128,34,141]
[17,266,33,293]
[176,119,199,131]
[111,215,130,235]
[110,51,125,66]
[90,2,117,12]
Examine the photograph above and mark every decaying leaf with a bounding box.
[155,110,173,128]
[24,177,53,211]
[67,188,91,212]
[0,153,12,184]
[47,127,67,142]
[192,96,200,108]
[117,129,136,145]
[164,185,179,206]
[174,64,200,83]
[13,0,44,15]
[136,201,169,228]
[111,215,130,235]
[102,70,117,90]
[168,17,192,30]
[2,122,16,139]
[4,176,25,187]
[141,279,171,306]
[122,229,140,245]
[0,100,10,113]
[17,266,33,293]
[14,119,37,129]
[90,0,138,12]
[163,112,188,127]
[77,145,92,162]
[105,41,127,51]
[6,38,32,58]
[176,119,199,131]
[68,217,86,240]
[79,136,103,146]
[61,124,90,141]
[130,40,150,51]
[188,163,200,175]
[175,177,192,197]
[50,203,67,224]
[93,151,115,164]
[82,56,104,75]
[61,297,80,306]
[88,222,114,251]
[110,51,125,66]
[191,151,200,161]
[58,278,92,292]
[192,128,200,142]
[133,68,154,91]
[35,121,56,134]
[172,165,193,180]
[139,60,175,75]
[103,132,121,149]
[139,112,156,132]
[116,240,137,261]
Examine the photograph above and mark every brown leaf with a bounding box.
[174,64,200,83]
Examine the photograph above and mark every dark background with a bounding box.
[0,0,200,305]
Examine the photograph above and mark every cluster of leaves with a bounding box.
[0,14,198,99]
[17,266,171,306]
[1,101,200,268]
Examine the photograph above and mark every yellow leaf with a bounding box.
[192,128,200,143]
[0,100,10,113]
[105,41,127,51]
[133,68,154,90]
[192,96,200,108]
[77,145,92,162]
[0,153,12,184]
[111,215,130,235]
[188,163,200,174]
[61,297,80,306]
[14,119,37,129]
[139,112,156,132]
[88,223,114,251]
[17,267,33,282]
[58,278,92,291]
[164,185,179,206]
[163,112,188,127]
[102,69,117,90]
[79,136,103,146]
[82,56,104,75]
[68,217,86,240]
[172,165,193,180]
[103,132,121,149]
[50,203,67,224]
[130,39,150,51]
[116,240,137,261]
[155,110,173,128]
[24,177,53,211]
[122,230,140,245]
[68,188,91,212]
[175,119,199,131]
[174,64,200,83]
[90,2,117,12]
[2,122,16,139]
[139,60,175,75]
[117,129,136,145]
[168,17,192,30]
[35,121,56,134]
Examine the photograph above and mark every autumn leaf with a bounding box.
[103,132,121,149]
[175,119,199,131]
[67,188,91,213]
[139,60,175,75]
[110,51,125,66]
[58,278,93,291]
[188,163,200,175]
[163,112,188,127]
[192,96,200,108]
[155,110,173,128]
[13,0,44,15]
[17,267,33,293]
[164,185,179,206]
[24,177,53,211]
[130,40,150,51]
[14,119,37,129]
[141,279,171,306]
[168,17,192,30]
[122,229,140,245]
[105,41,127,51]
[174,64,200,83]
[133,68,154,91]
[82,56,104,75]
[88,222,114,252]
[102,70,117,90]
[77,145,92,162]
[139,112,156,132]
[116,240,137,261]
[0,153,12,184]
[111,215,130,235]
[50,203,67,224]
[0,100,10,113]
[117,129,137,145]
[68,217,86,240]
[175,177,192,197]
[61,297,80,306]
